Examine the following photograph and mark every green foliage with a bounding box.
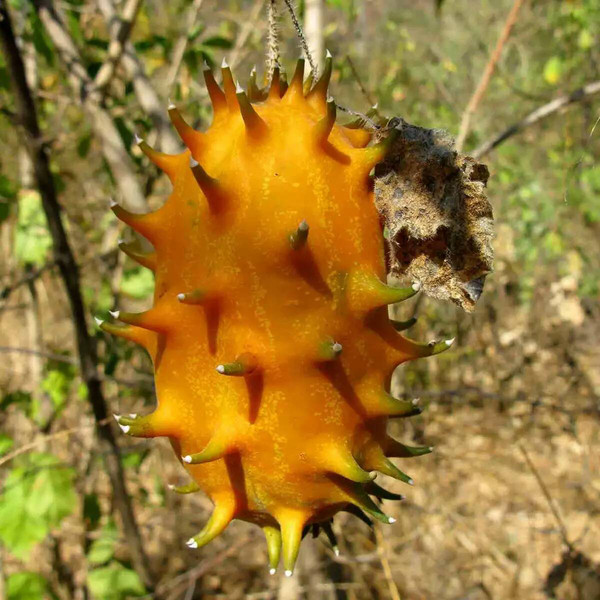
[0,453,76,559]
[6,572,50,600]
[41,363,77,413]
[14,191,52,267]
[0,434,14,456]
[87,563,145,599]
[87,520,119,566]
[120,266,155,299]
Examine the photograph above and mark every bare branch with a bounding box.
[283,0,317,76]
[0,4,155,588]
[266,0,280,80]
[32,0,146,211]
[93,0,143,93]
[519,445,573,550]
[96,0,180,153]
[163,0,205,93]
[456,0,525,151]
[1,260,57,301]
[472,80,600,159]
[345,55,375,107]
[229,0,265,69]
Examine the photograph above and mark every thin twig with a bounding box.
[229,0,264,69]
[163,0,204,92]
[455,0,525,151]
[345,55,375,107]
[32,0,146,210]
[1,259,57,301]
[472,80,600,158]
[282,0,317,75]
[0,419,112,468]
[266,0,280,80]
[95,0,180,153]
[93,0,143,93]
[143,535,255,599]
[518,444,573,550]
[374,524,402,600]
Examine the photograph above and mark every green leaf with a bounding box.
[7,572,48,600]
[0,434,13,456]
[77,132,93,157]
[31,12,55,67]
[0,200,10,223]
[202,35,233,49]
[87,521,119,566]
[120,267,154,299]
[0,66,10,90]
[41,366,75,412]
[0,390,32,412]
[83,493,101,530]
[543,56,563,85]
[0,174,17,199]
[14,191,52,266]
[0,453,76,559]
[87,563,145,599]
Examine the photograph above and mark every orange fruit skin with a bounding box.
[106,61,437,574]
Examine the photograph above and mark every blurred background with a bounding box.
[0,0,599,598]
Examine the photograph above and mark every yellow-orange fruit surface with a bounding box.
[106,59,448,575]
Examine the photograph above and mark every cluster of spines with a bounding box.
[97,54,454,576]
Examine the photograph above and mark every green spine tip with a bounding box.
[203,64,227,114]
[189,156,226,213]
[263,525,282,574]
[184,504,235,553]
[268,66,281,98]
[221,60,239,109]
[366,481,406,501]
[182,435,227,464]
[167,104,201,154]
[118,239,157,270]
[375,455,414,485]
[428,337,455,355]
[236,84,268,138]
[308,52,333,101]
[289,57,305,93]
[177,289,208,305]
[216,353,258,376]
[289,220,309,250]
[321,521,339,555]
[315,99,336,143]
[114,413,159,437]
[391,317,418,332]
[168,481,201,494]
[318,339,343,361]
